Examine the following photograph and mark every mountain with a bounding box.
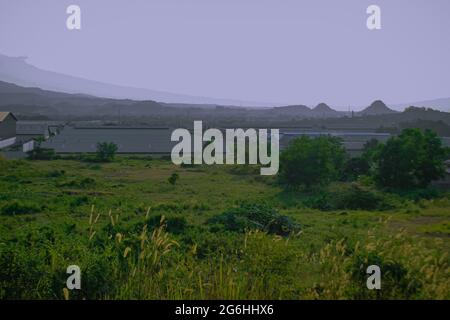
[392,98,450,112]
[273,103,343,118]
[311,103,340,117]
[274,105,310,114]
[358,100,398,116]
[0,80,163,117]
[1,80,449,128]
[0,53,268,106]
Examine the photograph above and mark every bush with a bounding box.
[27,148,58,160]
[46,169,65,178]
[300,191,334,211]
[0,201,42,216]
[332,184,393,211]
[0,155,8,172]
[146,215,187,234]
[70,196,90,208]
[350,252,422,299]
[60,177,96,189]
[96,142,118,162]
[395,188,441,202]
[300,184,397,211]
[207,203,300,236]
[279,136,346,188]
[168,173,179,185]
[342,157,370,181]
[375,129,449,189]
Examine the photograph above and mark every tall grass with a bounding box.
[79,208,450,300]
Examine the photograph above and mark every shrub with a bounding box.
[0,154,6,165]
[46,169,65,178]
[301,191,334,211]
[350,253,422,299]
[146,215,187,234]
[70,196,90,208]
[60,177,96,189]
[0,247,50,299]
[0,201,42,216]
[207,203,300,236]
[279,136,346,188]
[168,173,179,185]
[375,128,449,189]
[96,142,118,162]
[301,184,397,211]
[342,157,370,181]
[27,148,58,160]
[332,184,393,211]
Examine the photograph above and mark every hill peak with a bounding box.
[313,102,335,112]
[359,100,397,115]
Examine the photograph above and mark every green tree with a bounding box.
[27,137,57,160]
[168,173,179,185]
[342,157,370,181]
[96,142,118,162]
[375,129,449,189]
[279,135,346,188]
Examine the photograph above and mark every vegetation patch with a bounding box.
[207,203,300,236]
[0,200,43,216]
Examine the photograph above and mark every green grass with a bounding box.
[0,156,449,299]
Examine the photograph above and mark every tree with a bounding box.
[279,135,346,188]
[342,157,370,181]
[27,137,58,160]
[375,128,449,189]
[96,142,118,162]
[168,173,179,185]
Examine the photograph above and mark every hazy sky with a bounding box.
[1,0,449,107]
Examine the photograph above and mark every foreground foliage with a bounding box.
[0,157,449,299]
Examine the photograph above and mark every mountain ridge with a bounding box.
[358,100,398,116]
[0,53,272,107]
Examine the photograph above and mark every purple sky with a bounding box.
[1,0,449,108]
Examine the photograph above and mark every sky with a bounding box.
[0,0,449,108]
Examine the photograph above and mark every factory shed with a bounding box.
[41,126,176,154]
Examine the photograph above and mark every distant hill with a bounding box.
[274,105,312,114]
[392,98,450,113]
[2,81,449,128]
[273,104,343,118]
[311,103,340,117]
[0,53,269,106]
[358,100,398,116]
[0,80,162,117]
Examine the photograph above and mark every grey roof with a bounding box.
[279,131,391,151]
[0,112,17,122]
[39,126,450,155]
[16,123,49,135]
[41,126,176,153]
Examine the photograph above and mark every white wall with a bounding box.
[0,137,16,149]
[22,140,35,152]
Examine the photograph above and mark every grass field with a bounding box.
[0,156,449,299]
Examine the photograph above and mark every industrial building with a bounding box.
[0,112,17,149]
[41,126,176,154]
[5,121,450,158]
[39,125,395,156]
[279,130,392,156]
[0,112,17,139]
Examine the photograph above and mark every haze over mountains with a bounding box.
[0,54,268,107]
[1,80,448,121]
[2,79,450,138]
[1,53,449,112]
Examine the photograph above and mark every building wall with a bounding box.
[0,115,16,139]
[0,137,16,149]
